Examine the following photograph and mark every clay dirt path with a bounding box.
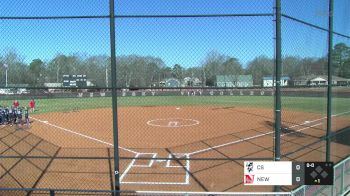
[1,106,349,193]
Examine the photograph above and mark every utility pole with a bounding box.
[4,64,8,87]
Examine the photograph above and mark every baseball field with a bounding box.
[1,93,350,193]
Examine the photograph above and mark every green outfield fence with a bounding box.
[0,0,350,195]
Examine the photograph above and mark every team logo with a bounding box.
[244,175,255,184]
[246,162,254,173]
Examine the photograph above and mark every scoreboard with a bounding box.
[63,74,87,87]
[244,161,333,186]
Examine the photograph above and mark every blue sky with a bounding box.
[0,0,349,68]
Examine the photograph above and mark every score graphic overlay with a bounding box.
[305,162,333,185]
[243,161,334,186]
[244,161,292,185]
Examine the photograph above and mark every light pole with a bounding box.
[105,58,109,88]
[4,64,8,87]
[106,64,108,88]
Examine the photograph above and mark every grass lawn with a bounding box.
[1,95,349,116]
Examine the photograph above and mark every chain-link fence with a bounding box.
[292,155,350,196]
[0,0,349,195]
[1,154,350,196]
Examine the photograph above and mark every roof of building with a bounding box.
[263,76,290,80]
[7,84,29,87]
[293,75,315,81]
[216,75,253,82]
[294,75,350,81]
[318,75,350,81]
[310,77,327,82]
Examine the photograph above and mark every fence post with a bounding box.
[326,0,334,162]
[274,0,282,192]
[109,0,121,195]
[341,163,345,193]
[49,190,55,196]
[274,0,282,162]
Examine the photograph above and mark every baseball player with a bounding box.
[12,107,17,125]
[24,107,30,127]
[0,107,4,125]
[8,107,13,126]
[4,107,9,124]
[13,100,19,108]
[29,99,35,112]
[16,108,23,127]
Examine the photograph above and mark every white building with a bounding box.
[183,77,202,87]
[309,76,327,86]
[293,75,350,86]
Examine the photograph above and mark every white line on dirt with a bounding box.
[188,132,272,156]
[120,153,139,182]
[185,154,190,184]
[289,110,350,129]
[282,123,322,137]
[120,152,190,185]
[135,191,290,195]
[188,122,323,156]
[122,181,189,185]
[29,110,350,186]
[30,116,139,154]
[187,110,350,156]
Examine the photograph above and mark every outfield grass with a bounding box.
[1,95,349,116]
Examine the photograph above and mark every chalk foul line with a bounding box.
[29,116,138,154]
[188,122,323,156]
[187,110,349,156]
[29,110,349,186]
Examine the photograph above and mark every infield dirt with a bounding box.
[1,106,349,192]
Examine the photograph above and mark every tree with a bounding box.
[311,57,327,76]
[221,57,243,75]
[246,56,274,85]
[66,55,83,74]
[144,56,164,87]
[29,59,45,86]
[47,54,68,82]
[84,55,109,87]
[297,58,313,77]
[125,55,146,88]
[332,43,350,78]
[282,56,301,78]
[184,67,202,78]
[201,51,226,86]
[160,66,172,81]
[0,50,29,86]
[47,54,83,83]
[172,64,183,81]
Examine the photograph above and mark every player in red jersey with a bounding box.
[13,100,19,108]
[29,99,35,112]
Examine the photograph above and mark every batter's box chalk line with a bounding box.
[120,152,190,185]
[132,153,157,167]
[30,111,350,185]
[166,153,189,168]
